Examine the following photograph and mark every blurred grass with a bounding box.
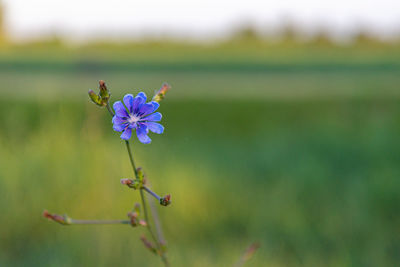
[0,43,400,266]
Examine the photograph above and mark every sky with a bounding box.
[3,0,400,41]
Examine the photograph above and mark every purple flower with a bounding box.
[112,92,164,144]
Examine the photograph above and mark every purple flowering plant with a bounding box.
[112,92,164,143]
[44,81,172,266]
[43,81,259,266]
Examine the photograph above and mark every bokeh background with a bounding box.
[1,1,400,266]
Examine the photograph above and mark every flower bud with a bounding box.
[43,210,71,225]
[88,89,103,106]
[120,178,134,186]
[88,80,111,107]
[127,211,139,226]
[98,80,110,103]
[152,83,171,103]
[120,178,140,189]
[160,194,171,206]
[136,167,144,183]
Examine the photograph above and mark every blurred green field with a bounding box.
[0,44,400,266]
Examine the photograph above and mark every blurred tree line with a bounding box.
[0,1,399,50]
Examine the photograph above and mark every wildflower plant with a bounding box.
[44,81,172,266]
[112,92,163,143]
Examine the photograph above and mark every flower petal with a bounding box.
[137,92,147,102]
[145,122,164,134]
[143,112,162,122]
[139,101,160,116]
[120,128,132,140]
[113,101,128,118]
[113,123,126,132]
[136,125,151,144]
[112,115,128,132]
[132,95,146,113]
[112,115,127,125]
[123,94,134,113]
[128,122,137,129]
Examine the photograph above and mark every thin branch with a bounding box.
[140,189,160,250]
[146,190,170,267]
[148,188,166,248]
[43,210,131,226]
[70,219,130,225]
[143,185,161,201]
[143,186,171,206]
[121,181,171,207]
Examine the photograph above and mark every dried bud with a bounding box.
[99,80,106,91]
[127,211,139,226]
[152,83,171,103]
[120,178,140,189]
[42,210,71,225]
[160,194,171,206]
[98,80,110,103]
[120,178,133,185]
[43,210,52,219]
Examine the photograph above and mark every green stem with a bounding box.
[140,189,159,249]
[125,140,138,177]
[106,102,115,116]
[143,186,161,201]
[147,190,169,265]
[124,140,169,266]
